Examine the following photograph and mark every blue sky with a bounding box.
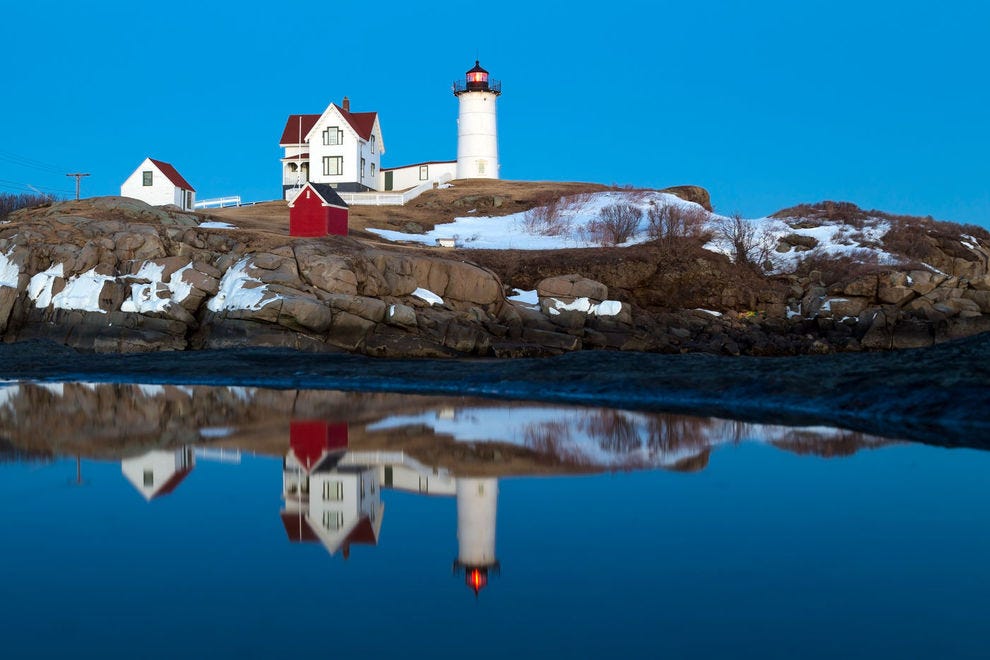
[3,0,988,225]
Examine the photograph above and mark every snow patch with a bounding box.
[412,287,444,306]
[367,191,703,250]
[137,384,165,397]
[207,258,280,312]
[199,221,237,229]
[121,262,195,313]
[28,263,64,308]
[52,268,116,313]
[546,297,623,317]
[694,308,723,317]
[0,249,20,288]
[508,289,539,306]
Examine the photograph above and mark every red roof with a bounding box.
[148,158,195,192]
[281,510,319,543]
[340,516,379,560]
[279,104,378,145]
[150,466,192,499]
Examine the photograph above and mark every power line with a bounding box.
[0,178,74,196]
[0,149,65,175]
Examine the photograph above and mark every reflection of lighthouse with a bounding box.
[453,478,500,595]
[454,60,501,180]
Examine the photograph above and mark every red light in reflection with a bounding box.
[467,568,487,593]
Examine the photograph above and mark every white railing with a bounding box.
[193,447,242,464]
[194,196,242,209]
[339,172,454,206]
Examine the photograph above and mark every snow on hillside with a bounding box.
[366,405,889,469]
[367,190,906,274]
[367,190,700,250]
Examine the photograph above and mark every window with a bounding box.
[370,163,376,177]
[322,126,343,146]
[143,470,154,487]
[371,135,376,153]
[477,160,486,175]
[142,171,153,186]
[418,165,429,181]
[323,156,342,176]
[323,510,343,530]
[361,158,366,177]
[323,480,344,501]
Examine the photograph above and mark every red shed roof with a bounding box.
[148,158,195,192]
[279,104,378,145]
[149,466,193,499]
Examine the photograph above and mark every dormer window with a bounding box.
[323,126,343,146]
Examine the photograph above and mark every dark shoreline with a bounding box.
[1,335,988,450]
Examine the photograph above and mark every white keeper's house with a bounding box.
[120,157,197,211]
[280,97,385,197]
[279,60,501,201]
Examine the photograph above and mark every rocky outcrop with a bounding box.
[3,196,990,358]
[0,198,643,357]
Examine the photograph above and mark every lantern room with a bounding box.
[453,60,501,96]
[466,61,488,90]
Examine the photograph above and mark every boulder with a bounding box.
[841,275,877,298]
[878,286,915,305]
[823,297,870,318]
[440,261,502,305]
[277,295,334,334]
[324,293,386,323]
[962,290,990,313]
[537,274,608,302]
[386,303,417,327]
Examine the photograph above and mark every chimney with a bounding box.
[342,96,350,112]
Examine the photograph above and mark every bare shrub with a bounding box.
[583,411,642,454]
[882,219,936,262]
[522,193,571,236]
[646,202,708,246]
[712,213,778,271]
[793,250,884,286]
[0,192,55,221]
[584,202,642,246]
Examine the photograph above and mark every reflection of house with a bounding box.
[282,421,384,558]
[279,419,498,593]
[121,447,195,501]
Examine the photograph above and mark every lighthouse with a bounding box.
[453,60,501,180]
[453,477,500,596]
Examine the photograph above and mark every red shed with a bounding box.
[288,182,349,237]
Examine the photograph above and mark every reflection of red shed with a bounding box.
[289,420,349,472]
[288,182,349,237]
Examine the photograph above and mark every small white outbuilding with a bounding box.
[120,157,196,210]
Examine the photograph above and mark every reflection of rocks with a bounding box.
[0,382,897,475]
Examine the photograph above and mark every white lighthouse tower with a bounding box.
[454,61,501,180]
[453,477,500,596]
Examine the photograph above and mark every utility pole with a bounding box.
[65,172,90,200]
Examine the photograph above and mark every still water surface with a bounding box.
[0,382,988,658]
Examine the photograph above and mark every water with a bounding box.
[0,382,988,658]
